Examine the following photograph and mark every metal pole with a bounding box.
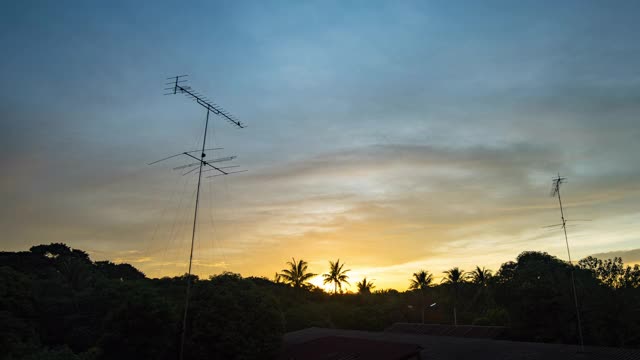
[179,108,210,360]
[556,186,585,352]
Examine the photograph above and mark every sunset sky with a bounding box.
[2,1,640,291]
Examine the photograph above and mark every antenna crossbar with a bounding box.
[183,152,229,175]
[172,156,236,170]
[168,75,245,128]
[147,148,223,165]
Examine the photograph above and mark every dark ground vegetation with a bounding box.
[1,243,639,359]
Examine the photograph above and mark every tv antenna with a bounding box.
[164,74,245,128]
[549,174,584,352]
[152,75,247,360]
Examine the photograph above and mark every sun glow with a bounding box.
[307,274,357,293]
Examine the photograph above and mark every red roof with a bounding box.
[281,336,422,360]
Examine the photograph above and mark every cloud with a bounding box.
[2,1,640,290]
[5,135,640,289]
[589,248,640,265]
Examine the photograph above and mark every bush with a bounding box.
[186,273,284,360]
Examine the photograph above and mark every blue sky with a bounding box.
[2,1,640,289]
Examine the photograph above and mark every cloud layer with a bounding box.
[2,1,640,290]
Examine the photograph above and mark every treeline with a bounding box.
[1,244,640,360]
[0,244,283,360]
[273,252,640,347]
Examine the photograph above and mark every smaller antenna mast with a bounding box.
[550,173,585,352]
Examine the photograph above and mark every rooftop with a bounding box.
[283,327,640,360]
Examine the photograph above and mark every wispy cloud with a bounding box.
[1,1,640,289]
[590,248,640,265]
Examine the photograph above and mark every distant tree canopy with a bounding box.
[29,243,89,260]
[186,273,284,360]
[2,243,640,360]
[578,256,640,289]
[0,244,284,360]
[94,261,145,281]
[492,251,640,346]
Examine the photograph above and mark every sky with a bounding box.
[1,1,640,291]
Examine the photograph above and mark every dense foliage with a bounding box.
[2,243,640,359]
[0,244,283,360]
[268,251,640,348]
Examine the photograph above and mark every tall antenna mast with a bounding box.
[550,174,584,352]
[153,75,246,360]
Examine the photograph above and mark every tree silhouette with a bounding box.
[323,259,350,294]
[409,270,433,291]
[470,266,492,287]
[442,267,468,326]
[578,256,640,289]
[30,243,78,259]
[356,277,375,294]
[4,243,640,354]
[278,258,316,289]
[469,266,492,314]
[273,272,282,284]
[95,261,145,281]
[409,270,433,323]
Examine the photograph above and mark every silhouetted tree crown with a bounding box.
[323,259,350,294]
[356,277,375,294]
[470,266,492,286]
[278,258,316,289]
[409,270,433,291]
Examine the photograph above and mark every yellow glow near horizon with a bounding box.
[14,143,640,293]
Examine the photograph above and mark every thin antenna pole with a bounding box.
[179,108,210,360]
[553,175,585,352]
[160,75,246,359]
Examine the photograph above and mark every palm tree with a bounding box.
[469,266,492,313]
[470,266,492,287]
[279,258,316,289]
[409,270,434,323]
[323,259,350,294]
[356,277,375,294]
[409,270,434,291]
[441,267,468,326]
